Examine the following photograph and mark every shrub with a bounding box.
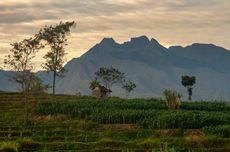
[163,89,181,109]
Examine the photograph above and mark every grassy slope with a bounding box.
[0,93,230,152]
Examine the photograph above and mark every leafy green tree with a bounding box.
[122,80,136,99]
[181,75,196,101]
[163,89,181,109]
[89,78,100,90]
[95,67,125,90]
[37,21,75,95]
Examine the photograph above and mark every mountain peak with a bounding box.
[184,43,228,53]
[168,45,184,50]
[130,35,149,44]
[150,38,160,45]
[188,43,212,47]
[100,37,116,45]
[147,38,167,51]
[123,35,149,48]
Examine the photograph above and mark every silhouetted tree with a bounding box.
[122,80,136,99]
[95,67,125,90]
[37,21,75,95]
[181,75,196,101]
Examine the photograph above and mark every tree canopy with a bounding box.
[181,75,196,87]
[95,67,125,90]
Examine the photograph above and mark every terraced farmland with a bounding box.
[0,92,230,151]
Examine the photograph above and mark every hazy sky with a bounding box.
[0,0,230,70]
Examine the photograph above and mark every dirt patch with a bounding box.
[184,129,203,136]
[101,124,137,131]
[33,115,69,122]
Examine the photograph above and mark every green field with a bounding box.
[0,93,230,151]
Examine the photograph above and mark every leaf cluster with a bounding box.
[95,67,125,89]
[4,38,42,72]
[122,80,136,93]
[181,75,196,87]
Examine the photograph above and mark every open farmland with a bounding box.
[0,92,230,151]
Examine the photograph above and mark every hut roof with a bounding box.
[93,85,112,92]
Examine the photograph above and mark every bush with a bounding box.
[163,89,181,109]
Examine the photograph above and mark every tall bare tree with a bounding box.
[4,37,42,92]
[37,21,75,95]
[4,37,43,122]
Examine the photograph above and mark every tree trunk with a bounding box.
[188,94,191,101]
[53,70,56,95]
[126,91,130,99]
[24,91,29,125]
[187,87,192,101]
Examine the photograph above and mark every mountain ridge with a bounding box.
[1,35,230,100]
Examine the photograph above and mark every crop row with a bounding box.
[34,100,230,129]
[203,125,230,138]
[34,99,230,112]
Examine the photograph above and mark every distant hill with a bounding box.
[1,35,230,100]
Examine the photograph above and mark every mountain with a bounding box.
[1,35,230,100]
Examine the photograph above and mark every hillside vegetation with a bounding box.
[0,93,230,151]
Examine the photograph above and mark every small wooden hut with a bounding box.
[92,85,111,99]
